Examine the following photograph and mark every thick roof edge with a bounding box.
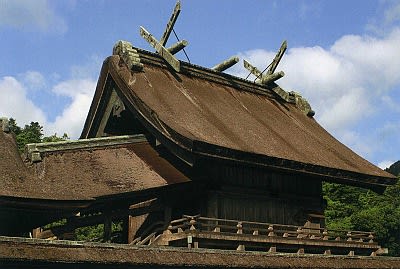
[25,134,147,163]
[193,140,396,192]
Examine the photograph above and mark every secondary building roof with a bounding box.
[1,129,189,203]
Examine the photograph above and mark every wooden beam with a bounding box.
[212,56,239,72]
[160,1,181,46]
[244,59,284,84]
[103,209,112,242]
[36,203,163,239]
[243,59,262,78]
[267,40,287,75]
[167,40,188,55]
[140,26,180,72]
[260,71,285,84]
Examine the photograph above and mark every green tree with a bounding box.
[43,133,70,142]
[8,118,69,152]
[323,171,400,256]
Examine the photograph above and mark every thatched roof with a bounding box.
[81,50,396,191]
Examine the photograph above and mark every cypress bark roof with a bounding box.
[2,236,400,269]
[81,50,396,191]
[0,132,189,203]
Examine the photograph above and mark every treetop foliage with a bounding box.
[8,118,69,152]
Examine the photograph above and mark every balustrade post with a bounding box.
[189,217,197,230]
[296,227,303,239]
[237,222,243,234]
[187,235,193,249]
[268,225,275,237]
[368,233,374,243]
[163,224,173,235]
[322,229,329,240]
[347,232,352,242]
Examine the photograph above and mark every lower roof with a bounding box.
[1,133,189,203]
[2,236,400,269]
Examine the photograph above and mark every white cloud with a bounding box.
[384,1,400,25]
[0,0,67,33]
[47,79,96,138]
[0,76,47,125]
[381,95,400,113]
[0,75,95,139]
[232,29,400,128]
[19,71,47,91]
[230,27,400,164]
[378,160,395,170]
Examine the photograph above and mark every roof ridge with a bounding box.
[25,134,147,163]
[113,42,314,117]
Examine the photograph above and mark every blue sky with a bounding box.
[0,0,399,169]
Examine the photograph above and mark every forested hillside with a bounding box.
[323,161,400,256]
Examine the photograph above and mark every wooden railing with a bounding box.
[135,215,385,256]
[162,215,375,243]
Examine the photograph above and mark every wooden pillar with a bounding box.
[31,227,42,238]
[126,199,157,244]
[103,209,112,242]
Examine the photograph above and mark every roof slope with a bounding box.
[82,50,396,190]
[1,133,189,202]
[0,128,46,199]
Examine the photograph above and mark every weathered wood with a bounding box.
[128,199,157,243]
[160,0,181,46]
[243,59,262,78]
[237,244,245,251]
[212,56,239,72]
[267,40,287,75]
[167,40,188,55]
[259,71,285,84]
[140,26,180,72]
[36,202,163,240]
[244,59,284,84]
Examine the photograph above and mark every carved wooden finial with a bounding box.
[140,26,181,72]
[160,1,181,46]
[244,59,285,85]
[139,1,187,72]
[267,40,287,75]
